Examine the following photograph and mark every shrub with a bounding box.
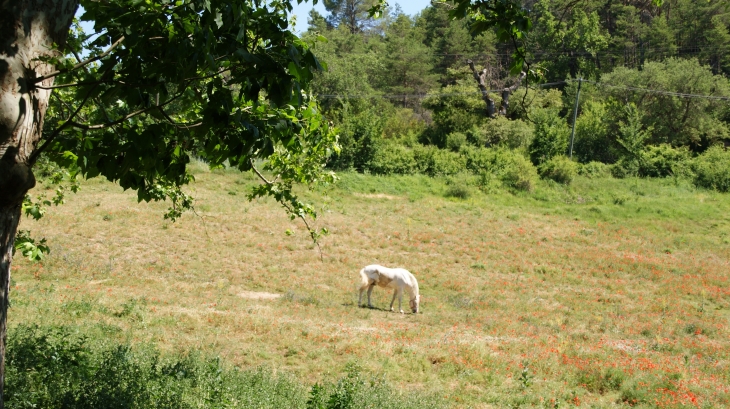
[305,362,445,409]
[444,178,472,199]
[367,142,418,175]
[508,88,564,120]
[7,326,443,409]
[421,77,488,144]
[464,147,539,192]
[529,108,569,166]
[501,153,540,192]
[329,110,384,171]
[445,131,467,152]
[692,145,730,192]
[467,117,534,149]
[610,160,635,179]
[382,108,426,139]
[612,103,653,178]
[413,145,466,176]
[5,325,307,409]
[538,156,579,185]
[573,101,617,163]
[578,161,612,178]
[640,144,691,177]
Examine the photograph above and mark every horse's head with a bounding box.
[409,294,420,314]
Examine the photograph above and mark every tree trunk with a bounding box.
[0,0,77,405]
[467,59,497,118]
[0,207,21,406]
[499,71,526,116]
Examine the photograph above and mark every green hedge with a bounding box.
[692,145,730,192]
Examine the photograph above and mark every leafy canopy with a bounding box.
[35,0,337,241]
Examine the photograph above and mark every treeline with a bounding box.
[301,0,730,192]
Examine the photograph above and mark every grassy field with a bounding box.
[12,164,730,408]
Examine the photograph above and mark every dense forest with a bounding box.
[304,0,730,191]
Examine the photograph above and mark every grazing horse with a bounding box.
[358,265,419,313]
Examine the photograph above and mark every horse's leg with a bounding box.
[367,284,375,308]
[398,290,404,314]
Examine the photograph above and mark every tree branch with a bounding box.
[69,91,185,130]
[157,106,202,128]
[33,36,125,84]
[30,83,100,164]
[249,159,324,261]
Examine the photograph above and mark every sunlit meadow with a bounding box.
[12,163,730,408]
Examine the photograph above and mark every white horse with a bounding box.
[358,264,420,313]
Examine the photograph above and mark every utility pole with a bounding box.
[569,77,582,159]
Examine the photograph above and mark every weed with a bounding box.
[519,361,532,389]
[444,184,471,199]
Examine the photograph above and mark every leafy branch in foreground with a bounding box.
[247,102,339,260]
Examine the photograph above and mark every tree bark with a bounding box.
[0,0,77,405]
[467,59,497,118]
[499,71,526,116]
[468,60,525,119]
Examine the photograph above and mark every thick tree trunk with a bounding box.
[0,207,21,406]
[0,0,77,405]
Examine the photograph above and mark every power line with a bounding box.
[319,44,715,59]
[579,79,730,101]
[315,80,568,99]
[313,79,730,102]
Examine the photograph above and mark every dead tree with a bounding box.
[467,59,526,118]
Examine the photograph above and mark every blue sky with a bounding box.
[290,0,433,33]
[78,1,434,35]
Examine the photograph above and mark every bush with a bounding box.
[573,101,617,163]
[7,326,444,409]
[445,131,467,152]
[382,108,425,139]
[464,147,539,192]
[467,117,534,149]
[611,103,653,178]
[444,177,472,199]
[538,156,579,185]
[610,160,638,179]
[413,145,466,176]
[367,142,418,175]
[578,161,612,178]
[329,110,384,171]
[6,325,307,409]
[501,154,540,191]
[529,108,569,166]
[692,145,730,192]
[640,144,691,177]
[305,363,445,409]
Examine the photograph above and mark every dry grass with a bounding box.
[12,168,730,408]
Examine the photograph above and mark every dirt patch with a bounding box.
[238,291,281,300]
[353,193,400,200]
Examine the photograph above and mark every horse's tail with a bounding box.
[359,268,370,289]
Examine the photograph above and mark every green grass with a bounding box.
[11,169,730,408]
